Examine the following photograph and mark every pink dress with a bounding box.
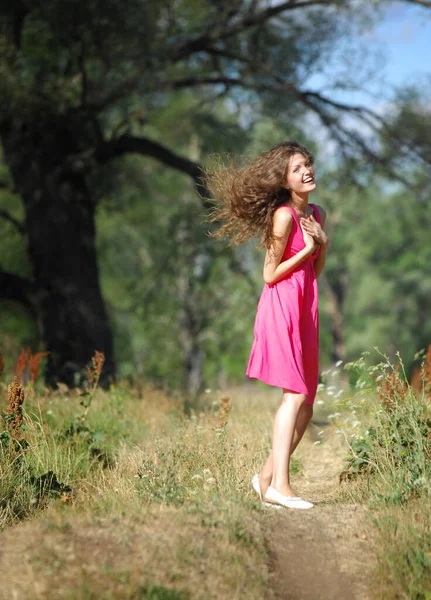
[246,203,321,404]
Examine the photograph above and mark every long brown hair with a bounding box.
[204,140,313,249]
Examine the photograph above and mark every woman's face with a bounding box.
[285,152,316,194]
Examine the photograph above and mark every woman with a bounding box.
[206,141,328,510]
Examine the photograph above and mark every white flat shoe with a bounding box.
[264,486,314,509]
[252,474,282,509]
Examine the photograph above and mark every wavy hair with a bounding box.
[204,140,313,249]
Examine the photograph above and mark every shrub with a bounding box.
[339,351,431,504]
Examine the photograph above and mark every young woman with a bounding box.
[206,141,328,509]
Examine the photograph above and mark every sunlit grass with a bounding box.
[1,347,430,598]
[324,350,431,599]
[0,378,283,599]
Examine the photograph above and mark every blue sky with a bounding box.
[371,3,431,88]
[302,1,431,155]
[239,2,430,153]
[306,2,431,109]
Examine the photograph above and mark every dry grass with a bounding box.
[0,382,284,599]
[0,505,271,600]
[330,352,431,599]
[4,354,428,600]
[370,500,431,600]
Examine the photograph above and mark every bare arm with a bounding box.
[263,208,317,285]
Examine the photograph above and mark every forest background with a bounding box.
[1,0,431,396]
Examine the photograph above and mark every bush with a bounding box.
[339,351,431,504]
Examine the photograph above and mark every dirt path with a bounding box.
[266,420,376,600]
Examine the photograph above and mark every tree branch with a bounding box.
[96,135,210,204]
[168,76,244,90]
[0,210,25,234]
[297,91,413,186]
[173,0,345,60]
[0,270,36,310]
[404,0,431,6]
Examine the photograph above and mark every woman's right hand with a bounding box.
[300,223,319,254]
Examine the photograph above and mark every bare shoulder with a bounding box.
[315,204,327,226]
[273,206,293,227]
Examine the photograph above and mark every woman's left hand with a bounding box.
[300,215,328,246]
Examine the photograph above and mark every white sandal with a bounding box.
[264,486,314,509]
[252,474,282,509]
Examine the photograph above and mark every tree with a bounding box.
[0,0,430,385]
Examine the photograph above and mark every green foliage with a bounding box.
[314,173,431,370]
[335,350,431,598]
[1,0,431,391]
[137,586,189,600]
[96,146,261,389]
[339,353,431,504]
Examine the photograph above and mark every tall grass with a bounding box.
[335,349,431,599]
[0,363,280,599]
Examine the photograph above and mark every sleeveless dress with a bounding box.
[246,203,321,405]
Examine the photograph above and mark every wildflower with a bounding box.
[316,400,325,405]
[378,368,406,411]
[206,478,216,484]
[7,376,25,440]
[92,350,105,376]
[87,350,105,387]
[203,468,211,474]
[313,441,321,445]
[217,395,231,428]
[15,348,28,383]
[28,351,50,383]
[335,360,343,367]
[411,345,431,398]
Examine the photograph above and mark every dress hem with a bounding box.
[246,373,314,401]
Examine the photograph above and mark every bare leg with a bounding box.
[259,398,313,498]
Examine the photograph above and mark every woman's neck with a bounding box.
[288,191,310,215]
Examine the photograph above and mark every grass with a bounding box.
[2,348,430,599]
[371,503,431,600]
[0,377,287,599]
[331,350,431,600]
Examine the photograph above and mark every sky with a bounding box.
[307,2,431,108]
[301,2,431,164]
[370,3,431,89]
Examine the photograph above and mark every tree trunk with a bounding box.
[320,273,347,363]
[0,115,115,386]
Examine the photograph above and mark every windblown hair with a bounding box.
[205,140,313,249]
